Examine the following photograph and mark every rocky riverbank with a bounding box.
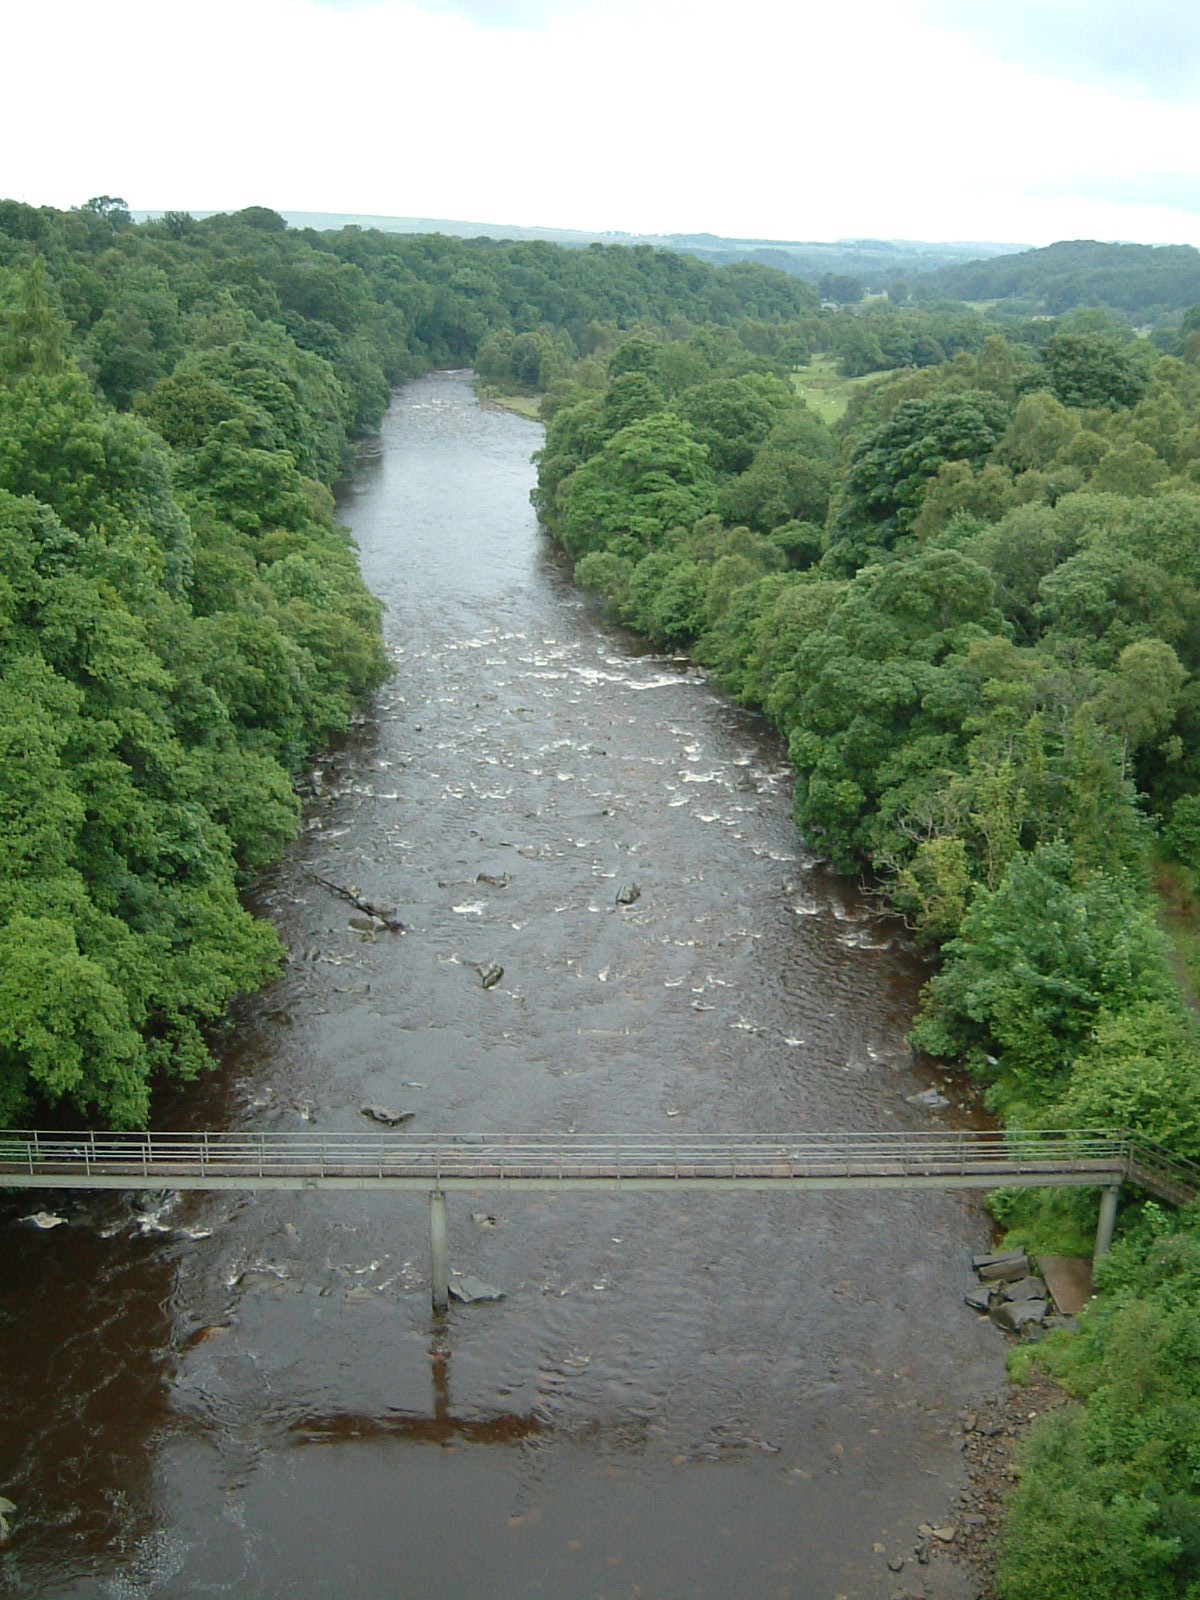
[916,1369,1069,1600]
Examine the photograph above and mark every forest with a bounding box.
[2,196,1199,1597]
[916,238,1200,327]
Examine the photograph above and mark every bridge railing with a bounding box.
[0,1127,1134,1185]
[1125,1139,1200,1205]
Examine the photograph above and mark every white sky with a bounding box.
[4,0,1199,246]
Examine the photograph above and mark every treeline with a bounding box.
[533,310,1200,1592]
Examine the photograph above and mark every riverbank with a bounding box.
[922,1367,1068,1600]
[474,381,542,419]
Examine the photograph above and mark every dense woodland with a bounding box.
[2,197,1199,1596]
[916,238,1200,329]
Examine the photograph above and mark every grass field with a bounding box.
[791,353,891,425]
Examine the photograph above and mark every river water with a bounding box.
[1,372,1006,1599]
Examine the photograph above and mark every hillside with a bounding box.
[915,238,1200,323]
[135,211,1019,293]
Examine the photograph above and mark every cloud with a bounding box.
[1030,171,1200,217]
[308,0,631,29]
[917,0,1200,101]
[2,0,1198,246]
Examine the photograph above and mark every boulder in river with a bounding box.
[993,1297,1048,1332]
[476,962,504,989]
[1001,1275,1048,1303]
[976,1250,1029,1283]
[448,1275,505,1304]
[22,1212,66,1230]
[0,1496,14,1544]
[973,1248,1022,1271]
[360,1104,414,1127]
[906,1087,950,1111]
[615,882,641,906]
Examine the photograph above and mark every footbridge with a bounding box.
[4,1128,1196,1311]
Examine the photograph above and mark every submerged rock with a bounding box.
[360,1104,414,1127]
[476,962,504,989]
[615,882,641,906]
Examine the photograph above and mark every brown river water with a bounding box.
[0,371,1007,1599]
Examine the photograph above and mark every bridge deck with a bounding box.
[4,1128,1188,1197]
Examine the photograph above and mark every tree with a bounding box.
[1043,331,1148,411]
[829,390,1009,569]
[81,195,133,230]
[911,841,1176,1111]
[557,412,717,558]
[718,405,836,531]
[786,547,1005,868]
[1090,639,1185,781]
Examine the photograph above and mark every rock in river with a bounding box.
[22,1212,66,1230]
[360,1104,414,1127]
[615,882,641,906]
[977,1250,1029,1283]
[993,1297,1048,1332]
[1001,1275,1048,1303]
[906,1087,950,1111]
[448,1275,505,1304]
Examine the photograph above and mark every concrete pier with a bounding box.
[1094,1184,1120,1264]
[429,1190,448,1314]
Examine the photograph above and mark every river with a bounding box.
[0,371,1007,1599]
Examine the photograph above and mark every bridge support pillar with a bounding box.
[1094,1184,1120,1266]
[430,1190,449,1314]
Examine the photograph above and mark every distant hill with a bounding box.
[133,209,1020,291]
[658,234,1019,288]
[914,239,1200,324]
[269,214,1021,289]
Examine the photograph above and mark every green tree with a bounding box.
[557,412,717,558]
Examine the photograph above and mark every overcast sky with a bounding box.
[5,0,1199,246]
